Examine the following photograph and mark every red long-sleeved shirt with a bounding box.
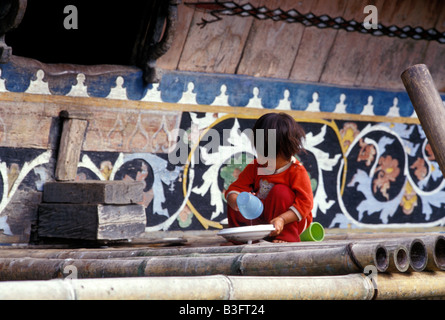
[225,158,314,221]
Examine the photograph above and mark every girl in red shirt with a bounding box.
[225,113,314,242]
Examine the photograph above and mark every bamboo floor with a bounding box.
[0,228,444,300]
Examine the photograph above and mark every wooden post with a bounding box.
[55,111,90,181]
[401,64,445,177]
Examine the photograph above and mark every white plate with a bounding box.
[218,224,275,243]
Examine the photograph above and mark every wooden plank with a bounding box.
[236,0,312,78]
[0,90,422,128]
[319,0,379,86]
[153,0,445,92]
[37,203,146,240]
[177,0,255,74]
[303,0,445,90]
[42,180,144,204]
[354,0,441,90]
[0,99,51,149]
[38,203,98,240]
[156,2,196,70]
[424,43,445,93]
[0,95,184,152]
[423,1,445,92]
[83,110,181,153]
[55,118,88,181]
[289,0,348,82]
[97,204,147,240]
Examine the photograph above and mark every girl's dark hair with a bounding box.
[252,113,306,159]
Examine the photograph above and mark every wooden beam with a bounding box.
[236,0,310,79]
[55,117,88,181]
[289,0,347,82]
[401,64,445,177]
[177,3,253,74]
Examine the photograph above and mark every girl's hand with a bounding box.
[269,210,298,237]
[269,216,285,237]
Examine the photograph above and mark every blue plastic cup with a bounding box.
[236,192,263,220]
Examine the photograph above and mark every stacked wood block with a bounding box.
[38,180,146,241]
[37,110,147,241]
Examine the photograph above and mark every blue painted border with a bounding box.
[1,59,443,118]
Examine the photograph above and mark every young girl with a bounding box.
[225,113,313,243]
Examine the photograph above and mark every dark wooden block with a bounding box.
[43,180,144,204]
[55,118,88,181]
[37,203,146,240]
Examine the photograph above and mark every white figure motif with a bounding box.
[26,69,51,95]
[246,87,262,109]
[0,69,7,93]
[334,94,347,113]
[306,92,320,112]
[107,76,127,100]
[387,97,400,117]
[361,96,374,115]
[211,84,229,106]
[179,82,197,104]
[67,73,89,97]
[276,89,291,110]
[141,83,163,102]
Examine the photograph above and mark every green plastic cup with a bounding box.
[300,222,325,242]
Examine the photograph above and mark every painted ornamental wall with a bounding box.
[0,58,444,243]
[0,0,444,243]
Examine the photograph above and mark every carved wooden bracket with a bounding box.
[132,0,180,83]
[0,0,27,63]
[0,0,178,83]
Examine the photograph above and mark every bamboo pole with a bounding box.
[3,235,443,278]
[0,243,386,279]
[376,272,445,300]
[0,237,393,258]
[229,274,375,300]
[421,234,445,271]
[2,272,445,300]
[401,64,445,177]
[348,243,388,272]
[1,234,438,260]
[385,245,409,273]
[321,234,442,272]
[0,258,146,280]
[0,274,376,300]
[407,238,428,272]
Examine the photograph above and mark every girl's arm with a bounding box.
[225,161,257,211]
[227,192,239,211]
